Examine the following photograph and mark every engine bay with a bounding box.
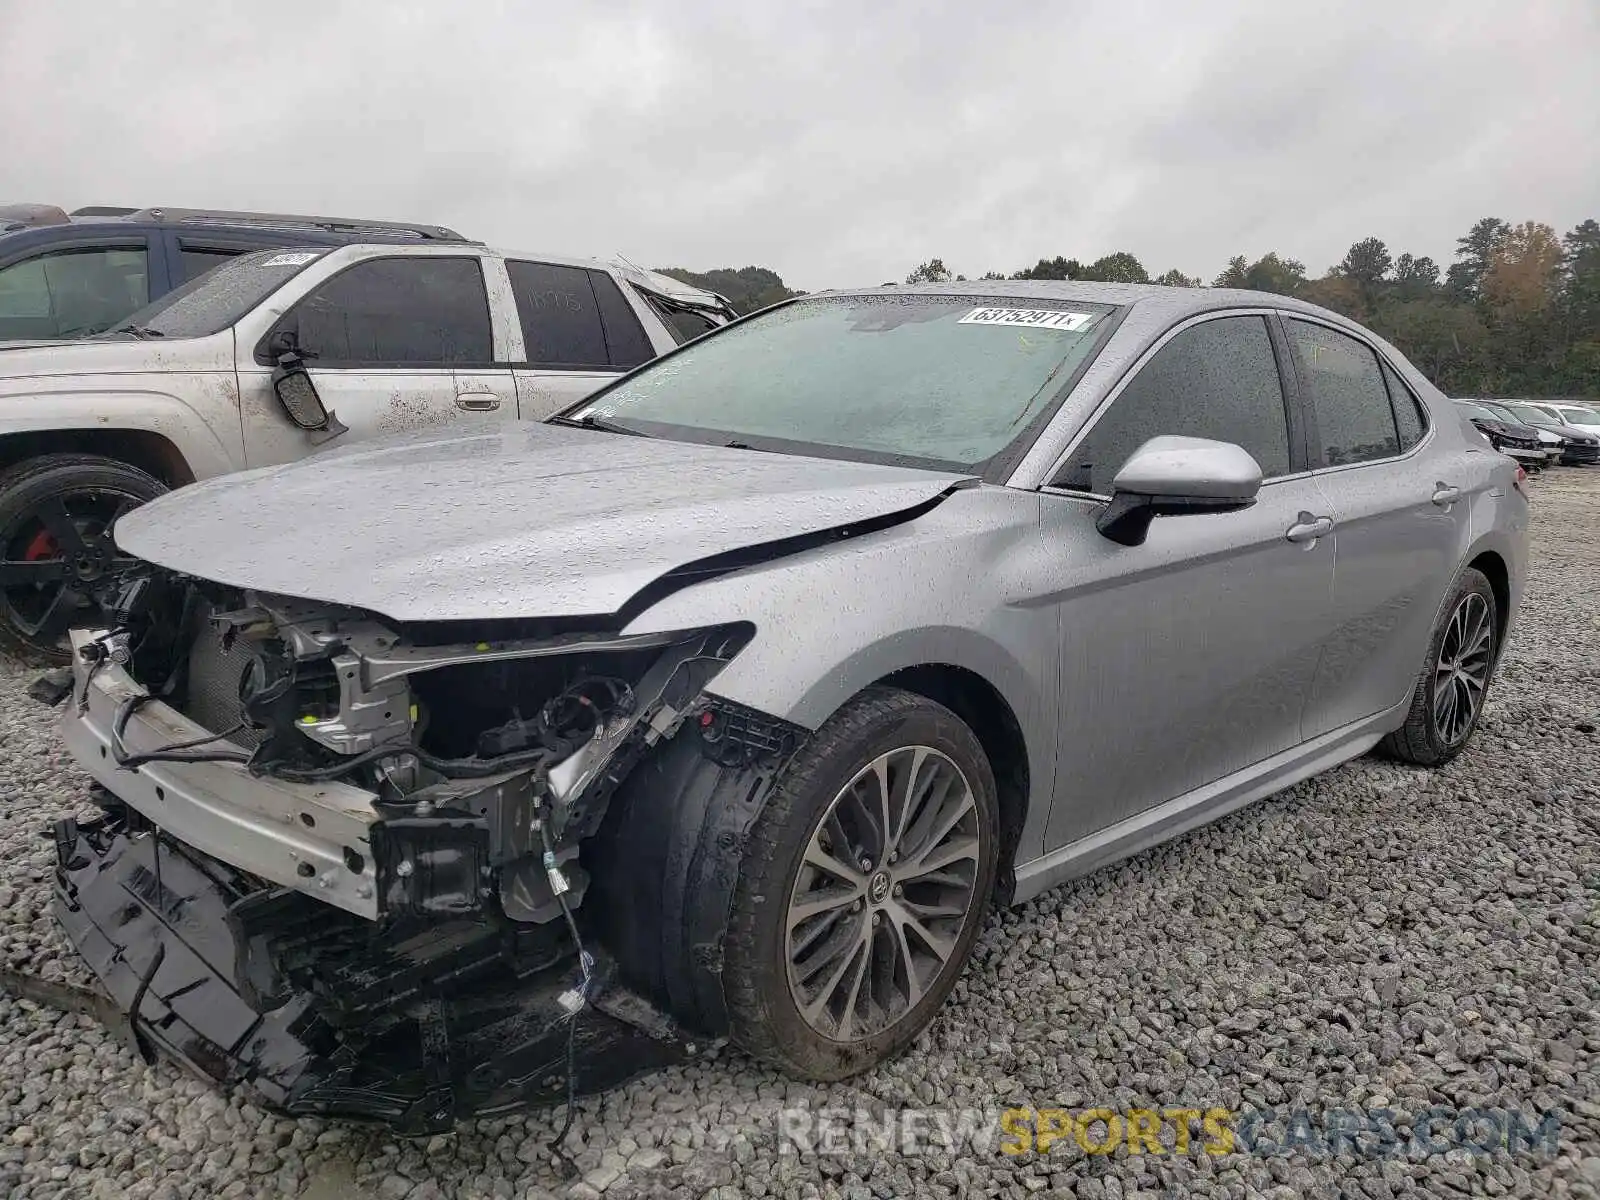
[82,568,754,926]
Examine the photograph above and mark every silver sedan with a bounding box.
[45,281,1528,1129]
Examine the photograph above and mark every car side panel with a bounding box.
[1299,445,1471,739]
[1039,479,1333,847]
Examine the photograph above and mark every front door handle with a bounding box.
[1285,513,1334,544]
[1431,482,1461,507]
[455,392,501,412]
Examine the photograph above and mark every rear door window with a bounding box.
[0,244,150,338]
[1057,315,1292,494]
[272,256,492,366]
[507,261,656,369]
[1381,360,1428,450]
[1287,320,1400,466]
[590,272,654,368]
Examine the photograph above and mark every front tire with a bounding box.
[0,454,165,664]
[1380,567,1498,767]
[722,687,999,1080]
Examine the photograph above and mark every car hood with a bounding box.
[1509,416,1595,441]
[115,423,974,622]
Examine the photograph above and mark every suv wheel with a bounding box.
[722,687,998,1080]
[1380,567,1499,767]
[0,454,165,663]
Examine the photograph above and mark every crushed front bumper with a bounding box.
[48,628,695,1132]
[52,815,690,1134]
[60,628,382,918]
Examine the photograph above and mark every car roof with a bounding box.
[1,204,467,243]
[812,279,1362,325]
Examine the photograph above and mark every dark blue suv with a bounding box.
[0,204,468,341]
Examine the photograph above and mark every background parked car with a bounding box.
[0,204,469,342]
[1477,400,1600,465]
[1452,399,1554,468]
[1528,400,1600,433]
[0,241,733,660]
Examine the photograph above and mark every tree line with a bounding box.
[662,214,1600,398]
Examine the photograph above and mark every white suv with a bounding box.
[0,243,733,659]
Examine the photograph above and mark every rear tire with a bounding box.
[721,687,998,1081]
[0,454,165,664]
[1379,568,1498,767]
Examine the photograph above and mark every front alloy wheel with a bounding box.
[723,687,998,1081]
[0,455,164,663]
[786,745,983,1042]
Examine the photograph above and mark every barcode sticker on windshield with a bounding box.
[261,251,321,267]
[959,307,1094,331]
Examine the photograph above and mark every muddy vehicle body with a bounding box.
[41,283,1526,1135]
[0,241,732,660]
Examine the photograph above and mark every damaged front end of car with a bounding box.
[41,570,802,1134]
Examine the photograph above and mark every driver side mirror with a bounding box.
[1095,436,1263,546]
[270,349,349,446]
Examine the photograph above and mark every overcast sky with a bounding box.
[2,0,1596,291]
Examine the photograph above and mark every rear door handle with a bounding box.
[1431,482,1461,507]
[455,392,501,412]
[1286,513,1334,544]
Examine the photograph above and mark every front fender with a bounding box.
[620,486,1060,858]
[0,382,241,480]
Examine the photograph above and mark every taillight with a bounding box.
[1513,465,1529,494]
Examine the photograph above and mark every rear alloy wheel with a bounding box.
[0,455,164,664]
[724,687,998,1080]
[1380,567,1498,767]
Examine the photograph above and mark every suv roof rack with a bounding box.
[70,206,140,217]
[123,207,469,241]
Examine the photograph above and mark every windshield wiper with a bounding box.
[100,325,165,340]
[548,412,648,438]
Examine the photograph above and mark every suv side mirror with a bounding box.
[270,351,349,445]
[1095,435,1263,546]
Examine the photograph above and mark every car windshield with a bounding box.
[1555,406,1600,426]
[1499,402,1562,426]
[96,247,328,339]
[564,293,1118,469]
[1456,402,1499,421]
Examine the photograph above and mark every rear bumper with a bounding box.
[60,628,380,918]
[51,814,690,1133]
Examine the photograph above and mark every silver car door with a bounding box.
[1283,319,1473,739]
[1038,312,1335,848]
[240,255,501,466]
[504,260,657,421]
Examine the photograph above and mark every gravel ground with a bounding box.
[0,468,1596,1200]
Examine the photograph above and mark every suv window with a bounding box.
[272,257,491,366]
[1057,315,1292,494]
[179,247,243,282]
[507,261,654,369]
[0,245,149,339]
[1288,320,1400,466]
[590,272,654,368]
[1381,360,1428,450]
[644,293,721,344]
